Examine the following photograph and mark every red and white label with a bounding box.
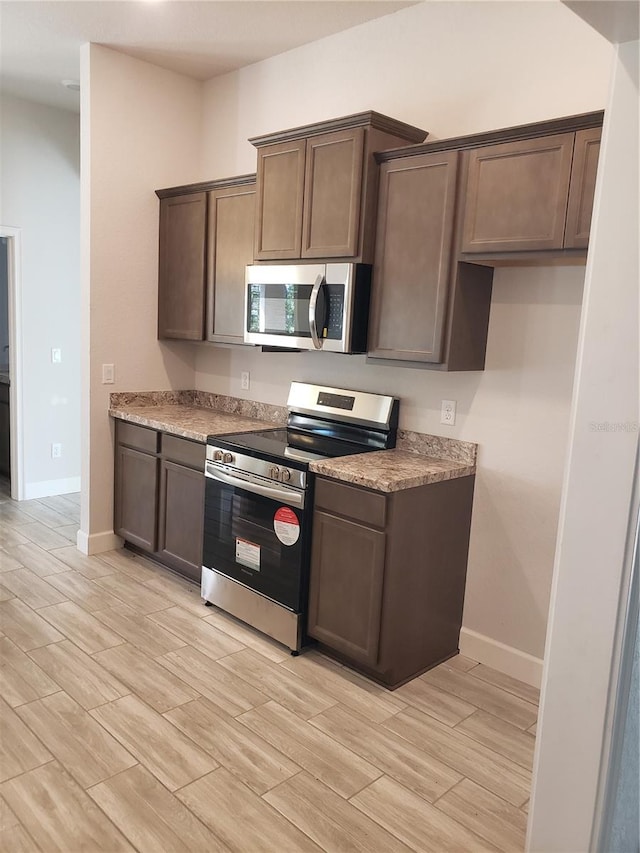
[274,507,300,546]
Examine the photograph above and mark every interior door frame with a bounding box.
[0,226,25,500]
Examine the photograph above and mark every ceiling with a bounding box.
[0,0,418,113]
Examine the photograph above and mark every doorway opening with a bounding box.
[0,227,24,500]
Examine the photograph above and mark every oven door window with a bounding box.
[203,477,309,612]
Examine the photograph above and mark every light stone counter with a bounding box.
[109,392,476,491]
[109,403,275,443]
[309,449,474,493]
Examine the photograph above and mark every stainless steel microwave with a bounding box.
[244,263,371,353]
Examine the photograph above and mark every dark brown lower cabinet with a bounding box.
[308,474,475,688]
[157,460,205,582]
[114,421,205,582]
[114,444,158,552]
[307,511,386,667]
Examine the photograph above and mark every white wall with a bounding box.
[0,94,81,497]
[528,37,639,851]
[80,45,202,553]
[194,1,613,676]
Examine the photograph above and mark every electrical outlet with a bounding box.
[440,399,457,426]
[102,364,115,384]
[51,443,62,459]
[241,371,250,391]
[51,348,62,364]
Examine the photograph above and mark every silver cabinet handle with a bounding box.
[205,464,305,509]
[309,274,325,350]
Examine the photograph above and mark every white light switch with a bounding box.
[102,364,115,384]
[51,348,62,363]
[440,399,457,426]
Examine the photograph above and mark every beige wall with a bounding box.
[80,44,202,552]
[193,1,613,675]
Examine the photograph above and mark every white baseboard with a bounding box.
[76,529,124,556]
[459,627,543,688]
[23,477,81,500]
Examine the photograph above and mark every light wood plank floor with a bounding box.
[0,479,538,852]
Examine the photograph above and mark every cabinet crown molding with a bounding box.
[156,173,257,199]
[249,111,428,148]
[376,110,604,163]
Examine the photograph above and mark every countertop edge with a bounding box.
[309,461,476,493]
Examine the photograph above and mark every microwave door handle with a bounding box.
[309,274,325,350]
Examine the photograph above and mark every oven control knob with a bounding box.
[222,452,234,464]
[270,466,280,480]
[280,468,291,482]
[213,450,223,462]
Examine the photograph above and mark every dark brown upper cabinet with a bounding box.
[253,139,305,260]
[368,150,461,364]
[459,116,602,259]
[206,181,256,344]
[564,127,601,249]
[461,133,575,253]
[158,192,207,340]
[368,149,493,371]
[250,112,427,263]
[156,175,256,344]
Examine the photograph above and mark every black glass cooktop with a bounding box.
[208,427,374,467]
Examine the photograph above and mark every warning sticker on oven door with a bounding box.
[274,507,300,546]
[236,538,260,571]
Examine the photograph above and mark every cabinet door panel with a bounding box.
[462,133,574,253]
[308,511,385,666]
[301,128,364,258]
[158,193,207,340]
[158,460,204,583]
[564,127,601,249]
[207,184,256,344]
[368,151,458,362]
[114,446,158,552]
[254,140,305,260]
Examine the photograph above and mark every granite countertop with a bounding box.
[0,365,9,385]
[309,449,475,493]
[109,403,275,442]
[109,393,476,492]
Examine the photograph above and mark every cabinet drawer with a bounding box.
[161,433,205,469]
[0,383,8,404]
[314,477,386,528]
[116,421,159,454]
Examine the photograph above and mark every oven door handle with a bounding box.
[205,465,305,509]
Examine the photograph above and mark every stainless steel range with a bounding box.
[201,382,399,653]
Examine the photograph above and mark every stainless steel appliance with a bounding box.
[244,263,371,352]
[201,382,399,652]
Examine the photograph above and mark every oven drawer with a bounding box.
[314,477,386,528]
